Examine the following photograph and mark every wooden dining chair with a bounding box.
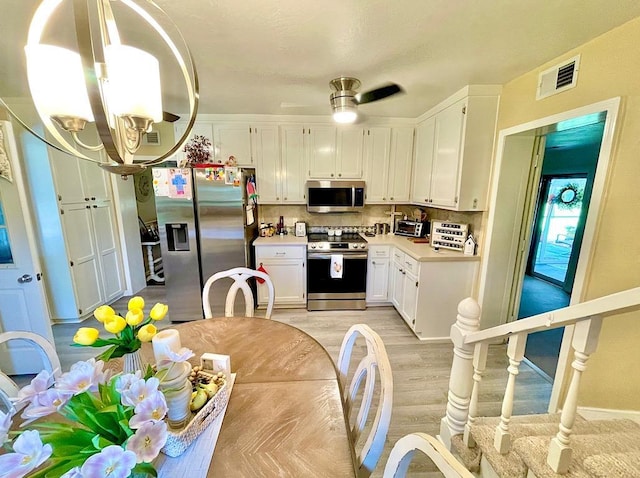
[337,324,393,478]
[382,432,473,478]
[202,267,275,319]
[0,331,62,402]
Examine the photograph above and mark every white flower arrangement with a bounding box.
[0,358,173,477]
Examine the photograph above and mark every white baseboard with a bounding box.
[577,406,640,424]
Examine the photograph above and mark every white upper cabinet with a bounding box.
[364,126,414,203]
[213,124,253,166]
[257,125,306,204]
[364,127,391,202]
[410,86,499,211]
[279,126,306,203]
[335,126,364,179]
[411,117,435,205]
[387,127,414,203]
[254,125,281,203]
[307,125,337,178]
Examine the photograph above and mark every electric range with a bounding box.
[306,233,368,311]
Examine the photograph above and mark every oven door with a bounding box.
[307,253,368,298]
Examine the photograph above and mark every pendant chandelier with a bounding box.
[2,0,198,178]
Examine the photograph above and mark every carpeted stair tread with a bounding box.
[513,430,640,478]
[453,417,640,477]
[450,434,482,472]
[447,415,565,473]
[462,414,583,477]
[583,451,640,478]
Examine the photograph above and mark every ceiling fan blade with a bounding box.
[163,111,180,123]
[355,83,403,105]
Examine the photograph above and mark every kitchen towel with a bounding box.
[330,254,343,279]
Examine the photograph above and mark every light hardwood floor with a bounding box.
[50,285,552,477]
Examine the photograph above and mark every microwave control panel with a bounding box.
[431,221,469,251]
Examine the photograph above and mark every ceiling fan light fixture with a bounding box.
[332,106,358,124]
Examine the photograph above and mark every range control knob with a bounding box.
[310,244,316,249]
[360,244,366,249]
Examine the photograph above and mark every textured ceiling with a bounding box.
[2,1,640,119]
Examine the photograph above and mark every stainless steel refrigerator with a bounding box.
[153,167,258,321]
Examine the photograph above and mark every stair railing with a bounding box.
[439,287,640,474]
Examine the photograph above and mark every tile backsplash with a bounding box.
[260,204,484,246]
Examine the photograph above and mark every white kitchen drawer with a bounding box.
[403,255,419,275]
[369,245,390,258]
[392,248,405,264]
[256,246,305,260]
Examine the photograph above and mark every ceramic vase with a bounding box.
[160,362,192,429]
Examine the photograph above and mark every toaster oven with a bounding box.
[395,220,428,238]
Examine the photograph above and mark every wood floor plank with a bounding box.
[48,286,552,477]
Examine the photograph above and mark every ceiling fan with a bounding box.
[329,77,403,123]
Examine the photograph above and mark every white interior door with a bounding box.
[0,121,53,374]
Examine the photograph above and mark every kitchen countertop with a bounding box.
[253,234,479,262]
[253,235,308,246]
[363,234,480,262]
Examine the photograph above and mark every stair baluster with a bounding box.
[493,332,527,454]
[463,342,488,448]
[547,317,603,473]
[439,298,481,448]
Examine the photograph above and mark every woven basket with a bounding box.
[161,379,229,457]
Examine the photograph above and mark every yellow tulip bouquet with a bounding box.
[72,297,168,361]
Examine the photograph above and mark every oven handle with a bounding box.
[308,253,369,260]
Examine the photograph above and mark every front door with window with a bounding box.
[0,120,53,374]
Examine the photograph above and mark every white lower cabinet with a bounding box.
[255,245,306,307]
[366,246,390,303]
[388,247,477,340]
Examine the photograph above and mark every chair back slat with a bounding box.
[338,324,393,478]
[203,267,275,319]
[0,331,62,404]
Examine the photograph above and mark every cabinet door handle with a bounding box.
[390,197,394,200]
[372,261,376,265]
[91,197,96,200]
[338,173,342,177]
[85,197,89,201]
[275,252,286,256]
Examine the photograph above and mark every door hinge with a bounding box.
[462,106,466,114]
[249,127,252,134]
[302,292,305,298]
[534,153,540,168]
[78,309,82,315]
[57,194,62,201]
[60,209,64,215]
[415,281,419,288]
[70,261,74,267]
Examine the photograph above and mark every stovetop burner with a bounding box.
[307,233,366,243]
[307,232,368,252]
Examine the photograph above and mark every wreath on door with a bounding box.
[551,183,583,209]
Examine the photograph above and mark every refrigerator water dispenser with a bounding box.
[166,223,190,251]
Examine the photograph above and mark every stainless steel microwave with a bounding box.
[306,180,365,213]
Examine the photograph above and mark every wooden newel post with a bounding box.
[440,297,481,449]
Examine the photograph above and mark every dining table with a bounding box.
[131,317,358,477]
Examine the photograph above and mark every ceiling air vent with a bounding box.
[144,130,161,145]
[536,55,580,100]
